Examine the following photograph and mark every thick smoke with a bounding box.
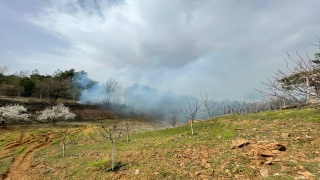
[74,71,215,122]
[74,73,267,122]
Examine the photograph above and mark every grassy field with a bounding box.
[0,108,320,179]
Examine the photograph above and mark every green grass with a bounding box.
[14,146,26,154]
[88,159,107,168]
[215,108,320,122]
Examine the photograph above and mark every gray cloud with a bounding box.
[2,0,320,100]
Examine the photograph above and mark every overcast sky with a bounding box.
[1,0,320,100]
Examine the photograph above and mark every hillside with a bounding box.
[0,108,320,179]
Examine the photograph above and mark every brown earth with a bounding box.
[0,129,61,180]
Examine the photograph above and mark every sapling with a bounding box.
[123,120,134,142]
[200,91,217,120]
[180,100,201,135]
[60,129,77,157]
[89,120,123,171]
[168,108,179,128]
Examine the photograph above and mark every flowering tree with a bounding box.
[0,104,29,128]
[37,104,76,125]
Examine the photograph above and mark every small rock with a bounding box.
[272,150,280,154]
[201,159,208,165]
[205,163,211,168]
[298,171,315,179]
[266,157,274,161]
[281,133,290,138]
[293,137,301,141]
[235,174,246,179]
[274,144,287,151]
[274,158,281,162]
[135,169,140,175]
[306,135,313,139]
[264,160,273,165]
[259,150,274,157]
[231,139,250,149]
[260,169,269,178]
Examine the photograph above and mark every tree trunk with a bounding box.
[126,134,129,142]
[111,141,115,171]
[62,140,65,157]
[190,121,194,135]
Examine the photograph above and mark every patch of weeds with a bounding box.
[222,131,235,139]
[159,170,172,178]
[211,150,232,169]
[51,154,63,159]
[15,146,26,154]
[0,156,13,175]
[165,151,174,158]
[301,162,319,175]
[51,139,60,145]
[270,163,281,172]
[88,159,107,168]
[233,164,246,174]
[36,129,51,134]
[106,161,127,172]
[184,161,192,171]
[265,175,294,180]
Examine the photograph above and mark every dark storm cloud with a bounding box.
[2,0,320,100]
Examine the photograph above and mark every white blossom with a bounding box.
[37,104,76,124]
[0,104,29,125]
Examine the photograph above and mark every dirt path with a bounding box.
[3,132,54,180]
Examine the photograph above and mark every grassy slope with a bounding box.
[1,108,320,179]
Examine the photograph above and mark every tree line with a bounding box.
[0,68,96,103]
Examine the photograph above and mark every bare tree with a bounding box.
[89,120,123,171]
[104,78,122,106]
[226,104,236,114]
[200,91,217,120]
[59,129,77,158]
[123,120,134,142]
[146,112,162,130]
[168,108,179,128]
[256,49,320,105]
[180,100,202,135]
[117,88,135,142]
[39,70,73,103]
[0,65,8,74]
[267,95,289,110]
